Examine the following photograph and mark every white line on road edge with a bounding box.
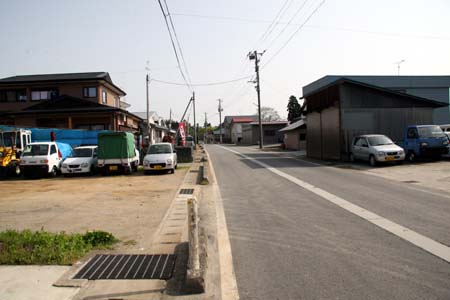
[206,149,240,300]
[219,146,450,264]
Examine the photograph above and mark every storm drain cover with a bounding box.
[179,188,194,195]
[73,254,176,280]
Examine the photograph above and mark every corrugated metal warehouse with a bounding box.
[303,77,447,160]
[241,121,288,145]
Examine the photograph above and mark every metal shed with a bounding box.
[303,77,447,160]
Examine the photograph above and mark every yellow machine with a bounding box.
[0,129,31,177]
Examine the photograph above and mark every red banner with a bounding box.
[178,122,186,146]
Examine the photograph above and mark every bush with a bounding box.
[0,229,118,265]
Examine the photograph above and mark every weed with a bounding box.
[0,229,118,265]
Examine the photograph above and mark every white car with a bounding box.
[20,142,64,178]
[61,146,98,175]
[143,143,177,174]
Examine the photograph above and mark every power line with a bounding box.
[157,0,192,92]
[263,0,327,68]
[263,0,310,53]
[172,12,450,42]
[256,0,293,46]
[162,0,193,86]
[150,74,253,87]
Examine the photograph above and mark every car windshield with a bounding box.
[71,148,93,157]
[367,136,394,146]
[1,132,20,148]
[22,144,49,156]
[418,126,445,138]
[148,144,172,154]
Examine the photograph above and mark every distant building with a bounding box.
[279,119,306,151]
[132,111,171,144]
[222,115,258,143]
[0,72,141,133]
[303,76,447,160]
[241,121,288,145]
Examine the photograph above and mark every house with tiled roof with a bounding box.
[0,72,141,133]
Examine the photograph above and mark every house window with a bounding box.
[300,133,306,141]
[83,87,97,98]
[102,90,107,104]
[31,89,58,101]
[0,89,27,102]
[114,96,119,107]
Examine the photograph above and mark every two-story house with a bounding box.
[0,72,142,133]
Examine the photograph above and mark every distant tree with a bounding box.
[256,106,281,121]
[287,95,302,122]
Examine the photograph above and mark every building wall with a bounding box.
[231,123,243,143]
[0,81,122,113]
[283,128,306,151]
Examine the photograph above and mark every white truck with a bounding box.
[20,141,73,178]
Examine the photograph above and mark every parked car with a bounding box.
[20,141,73,178]
[185,135,195,148]
[398,125,449,161]
[143,143,177,174]
[350,134,405,166]
[61,146,98,176]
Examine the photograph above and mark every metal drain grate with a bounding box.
[179,188,194,195]
[73,254,176,280]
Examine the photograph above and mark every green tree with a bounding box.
[287,95,302,122]
[257,106,281,121]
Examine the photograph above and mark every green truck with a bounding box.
[97,132,140,175]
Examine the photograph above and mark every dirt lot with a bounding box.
[0,167,189,252]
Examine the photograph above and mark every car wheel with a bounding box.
[407,152,416,162]
[349,153,355,162]
[144,170,151,175]
[170,168,175,174]
[89,165,95,175]
[369,155,377,167]
[50,166,58,177]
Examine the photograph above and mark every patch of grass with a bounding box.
[0,229,118,265]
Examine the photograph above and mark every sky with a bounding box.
[1,0,450,126]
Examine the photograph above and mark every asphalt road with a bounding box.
[207,145,450,300]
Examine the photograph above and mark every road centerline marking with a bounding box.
[219,145,450,264]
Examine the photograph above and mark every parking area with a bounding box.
[0,167,189,252]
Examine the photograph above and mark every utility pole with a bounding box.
[146,73,151,145]
[249,50,264,149]
[204,112,207,144]
[169,108,172,130]
[395,59,405,76]
[218,99,223,144]
[192,91,197,147]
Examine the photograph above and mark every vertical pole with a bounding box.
[193,91,197,146]
[204,112,207,144]
[218,99,223,144]
[169,108,172,130]
[254,51,263,149]
[146,74,151,145]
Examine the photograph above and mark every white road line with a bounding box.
[206,149,240,300]
[219,146,450,264]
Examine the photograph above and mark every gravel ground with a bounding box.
[0,166,189,252]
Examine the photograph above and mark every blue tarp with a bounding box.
[0,125,109,147]
[56,142,74,160]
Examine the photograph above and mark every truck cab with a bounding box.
[20,142,73,178]
[402,125,449,161]
[0,129,32,177]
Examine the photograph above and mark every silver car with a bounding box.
[350,134,405,166]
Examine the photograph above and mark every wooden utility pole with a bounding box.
[249,50,263,149]
[218,99,223,144]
